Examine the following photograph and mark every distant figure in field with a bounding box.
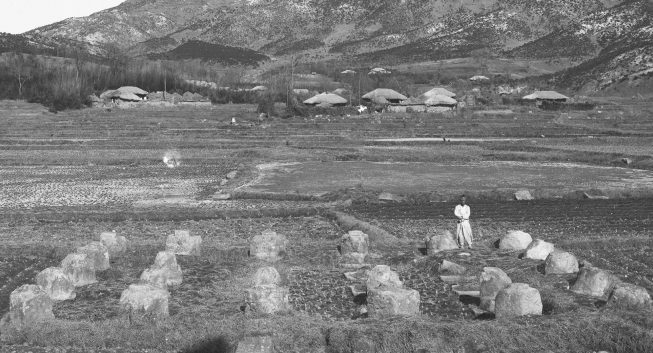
[454,195,473,249]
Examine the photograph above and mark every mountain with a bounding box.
[0,33,60,56]
[19,0,653,91]
[0,32,104,62]
[510,0,653,90]
[26,0,620,57]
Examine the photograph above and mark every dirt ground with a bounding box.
[238,160,653,197]
[0,100,652,353]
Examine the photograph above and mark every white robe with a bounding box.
[454,204,473,247]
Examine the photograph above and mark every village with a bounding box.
[90,69,578,120]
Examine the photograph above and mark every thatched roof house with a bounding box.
[370,96,390,104]
[362,88,407,104]
[181,91,207,102]
[469,75,490,81]
[303,93,347,107]
[424,95,457,107]
[389,97,426,112]
[368,67,391,75]
[147,91,165,101]
[115,92,143,102]
[99,90,119,100]
[169,92,183,103]
[420,87,456,99]
[117,86,148,98]
[399,97,424,106]
[522,91,569,102]
[100,86,148,102]
[293,88,311,95]
[250,85,267,92]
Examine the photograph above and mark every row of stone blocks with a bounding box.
[249,228,367,267]
[7,229,204,326]
[119,229,295,319]
[9,226,353,327]
[496,230,651,308]
[365,265,420,317]
[245,229,291,314]
[8,232,126,327]
[246,228,423,317]
[119,230,201,321]
[242,265,422,318]
[336,230,422,317]
[479,264,652,318]
[480,230,651,315]
[118,229,290,319]
[428,229,651,317]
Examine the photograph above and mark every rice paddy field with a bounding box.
[0,99,652,353]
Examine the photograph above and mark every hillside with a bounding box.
[0,33,55,55]
[27,0,621,58]
[149,40,268,66]
[511,0,653,90]
[15,0,653,92]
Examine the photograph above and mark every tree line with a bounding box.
[0,52,243,111]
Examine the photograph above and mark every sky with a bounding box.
[0,0,125,34]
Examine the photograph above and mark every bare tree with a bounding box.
[72,44,86,84]
[7,53,33,98]
[471,48,491,74]
[105,44,128,73]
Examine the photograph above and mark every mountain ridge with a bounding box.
[12,0,653,91]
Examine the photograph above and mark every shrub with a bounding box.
[256,92,277,117]
[285,95,309,117]
[209,89,260,104]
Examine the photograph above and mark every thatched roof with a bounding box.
[424,95,457,106]
[420,87,456,99]
[470,75,490,81]
[250,85,267,91]
[117,86,148,96]
[522,91,569,101]
[88,94,102,103]
[303,92,347,106]
[341,70,356,74]
[147,91,165,100]
[169,92,183,101]
[369,67,391,75]
[100,90,119,100]
[117,92,143,101]
[362,88,407,102]
[371,96,389,104]
[293,88,310,95]
[400,97,425,106]
[180,92,206,102]
[100,90,142,101]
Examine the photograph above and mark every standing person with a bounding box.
[454,195,473,249]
